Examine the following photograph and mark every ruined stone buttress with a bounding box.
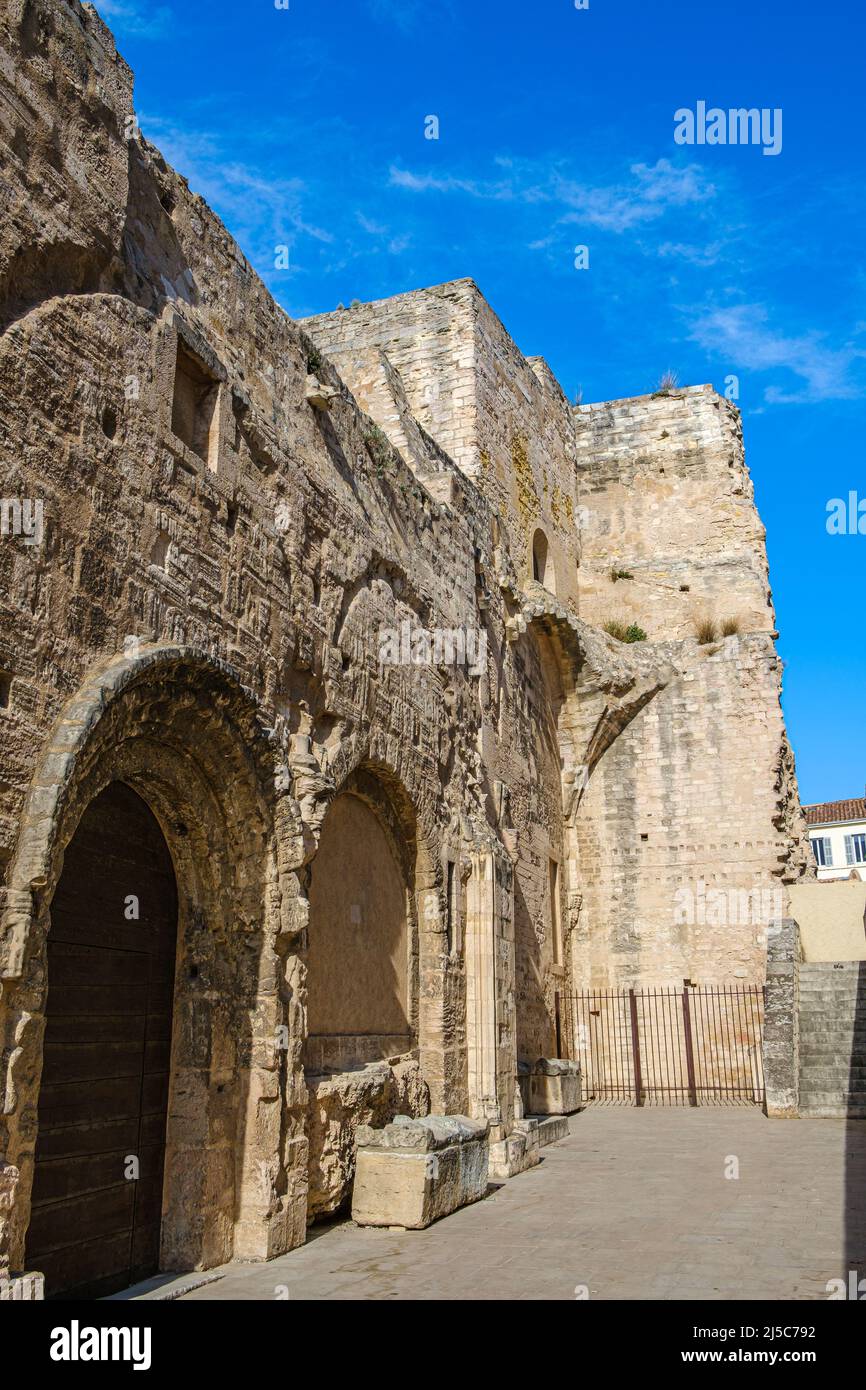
[0,0,811,1295]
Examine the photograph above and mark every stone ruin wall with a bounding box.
[303,293,813,1002]
[569,388,812,988]
[0,0,812,1281]
[574,386,773,640]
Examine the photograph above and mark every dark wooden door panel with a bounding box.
[27,782,178,1299]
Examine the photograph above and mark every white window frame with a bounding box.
[812,835,833,868]
[845,833,866,866]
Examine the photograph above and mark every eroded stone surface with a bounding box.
[306,1060,429,1219]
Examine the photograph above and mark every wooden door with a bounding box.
[27,781,178,1298]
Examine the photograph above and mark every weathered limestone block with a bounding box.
[519,1058,583,1116]
[306,1059,429,1220]
[352,1114,489,1229]
[488,1127,539,1180]
[304,374,338,411]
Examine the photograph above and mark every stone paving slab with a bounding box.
[118,1108,866,1301]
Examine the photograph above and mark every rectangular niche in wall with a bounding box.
[171,340,220,469]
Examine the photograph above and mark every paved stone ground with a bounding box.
[119,1108,866,1301]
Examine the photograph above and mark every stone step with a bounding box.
[799,1025,866,1038]
[800,1023,866,1034]
[798,1013,866,1027]
[799,975,864,984]
[799,1071,866,1089]
[800,962,864,971]
[800,1057,866,1070]
[800,989,866,1000]
[799,1034,866,1048]
[800,1055,866,1067]
[799,1103,866,1119]
[795,989,861,1000]
[799,1089,866,1107]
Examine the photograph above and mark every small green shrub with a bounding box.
[605,619,647,643]
[364,423,392,476]
[306,344,326,377]
[609,567,634,583]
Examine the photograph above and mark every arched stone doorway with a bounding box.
[0,647,310,1288]
[26,782,179,1299]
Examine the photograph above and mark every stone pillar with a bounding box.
[465,845,516,1144]
[764,918,801,1118]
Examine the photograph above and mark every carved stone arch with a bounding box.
[0,645,308,1285]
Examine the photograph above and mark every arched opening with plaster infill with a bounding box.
[305,770,416,1072]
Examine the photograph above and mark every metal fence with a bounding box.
[569,985,765,1106]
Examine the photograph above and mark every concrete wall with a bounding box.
[789,881,866,962]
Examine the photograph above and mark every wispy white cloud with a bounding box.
[95,0,172,40]
[553,160,716,232]
[141,116,334,279]
[688,303,866,404]
[366,0,456,31]
[388,166,508,198]
[357,212,388,236]
[389,156,717,231]
[355,211,411,257]
[658,240,725,267]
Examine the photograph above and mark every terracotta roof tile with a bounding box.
[803,798,866,826]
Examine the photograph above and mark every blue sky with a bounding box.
[96,0,864,804]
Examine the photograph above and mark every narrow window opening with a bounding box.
[0,670,11,710]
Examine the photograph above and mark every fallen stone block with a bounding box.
[517,1114,570,1147]
[519,1058,583,1116]
[488,1127,540,1179]
[352,1114,489,1229]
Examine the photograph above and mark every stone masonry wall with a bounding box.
[574,387,774,640]
[0,0,811,1286]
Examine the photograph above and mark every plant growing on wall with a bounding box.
[654,369,680,395]
[604,619,647,643]
[694,617,718,644]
